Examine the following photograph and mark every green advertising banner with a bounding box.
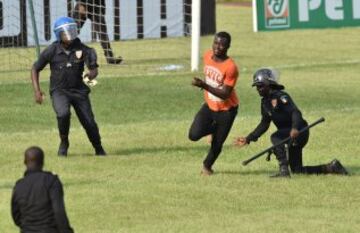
[253,0,360,31]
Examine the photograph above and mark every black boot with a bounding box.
[58,138,69,157]
[103,46,123,64]
[326,159,349,175]
[94,145,107,156]
[270,164,291,178]
[106,56,123,64]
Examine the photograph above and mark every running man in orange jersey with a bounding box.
[189,31,239,176]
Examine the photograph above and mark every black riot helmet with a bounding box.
[252,68,284,90]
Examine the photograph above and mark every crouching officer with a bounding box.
[234,68,348,177]
[31,16,106,156]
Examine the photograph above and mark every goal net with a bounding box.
[0,0,192,78]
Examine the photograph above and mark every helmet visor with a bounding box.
[252,68,280,87]
[56,23,78,41]
[252,74,266,86]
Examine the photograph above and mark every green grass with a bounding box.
[1,4,360,233]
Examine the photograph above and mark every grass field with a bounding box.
[1,4,360,233]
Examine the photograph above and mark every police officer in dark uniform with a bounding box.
[11,146,74,233]
[72,0,123,64]
[31,16,106,156]
[234,68,348,177]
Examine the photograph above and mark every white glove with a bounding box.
[83,76,98,87]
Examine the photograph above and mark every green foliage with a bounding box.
[1,4,360,233]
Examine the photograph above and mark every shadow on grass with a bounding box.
[113,145,209,156]
[52,153,98,158]
[346,166,359,176]
[217,166,360,177]
[216,169,271,176]
[51,145,210,157]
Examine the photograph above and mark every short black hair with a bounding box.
[24,146,44,167]
[216,31,231,47]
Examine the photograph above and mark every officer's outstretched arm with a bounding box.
[31,66,45,104]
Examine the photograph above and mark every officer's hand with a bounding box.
[84,68,98,80]
[34,90,45,104]
[290,128,299,139]
[192,77,205,89]
[233,137,248,148]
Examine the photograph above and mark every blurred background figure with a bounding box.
[72,0,123,64]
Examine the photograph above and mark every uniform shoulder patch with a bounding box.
[280,95,289,104]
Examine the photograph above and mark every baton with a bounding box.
[242,117,325,166]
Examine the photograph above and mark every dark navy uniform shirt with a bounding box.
[11,169,74,233]
[33,38,98,93]
[246,90,307,142]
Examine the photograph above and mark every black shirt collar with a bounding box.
[24,168,43,176]
[55,38,82,55]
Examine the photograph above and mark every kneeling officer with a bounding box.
[234,68,348,177]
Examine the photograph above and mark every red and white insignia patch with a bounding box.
[280,95,288,104]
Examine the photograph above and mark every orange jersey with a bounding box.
[203,50,239,111]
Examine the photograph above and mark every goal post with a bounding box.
[191,0,200,72]
[28,0,40,58]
